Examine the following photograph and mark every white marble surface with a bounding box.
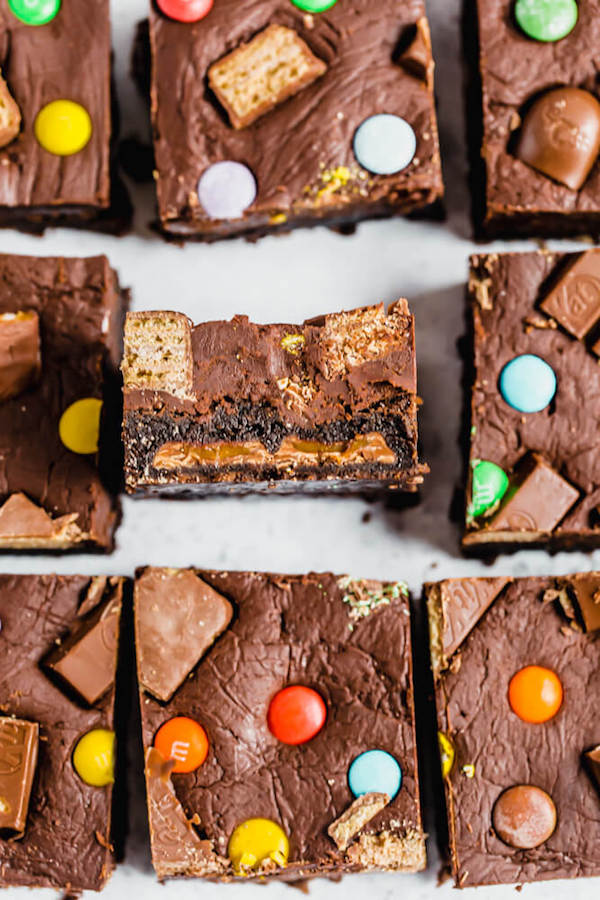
[2,0,600,897]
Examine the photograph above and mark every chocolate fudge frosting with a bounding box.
[136,568,425,881]
[0,574,123,891]
[472,0,600,236]
[427,575,600,887]
[0,253,126,551]
[0,0,112,226]
[149,0,443,239]
[464,251,600,551]
[122,302,426,494]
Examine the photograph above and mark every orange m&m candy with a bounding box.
[508,665,563,723]
[267,686,326,745]
[154,716,209,773]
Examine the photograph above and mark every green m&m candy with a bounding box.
[8,0,60,26]
[290,0,338,12]
[469,460,509,518]
[515,0,578,42]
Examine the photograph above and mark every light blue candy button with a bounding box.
[499,354,557,413]
[348,750,402,799]
[353,114,416,175]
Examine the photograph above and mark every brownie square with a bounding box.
[122,300,427,495]
[0,253,127,551]
[463,250,600,553]
[0,574,123,891]
[149,0,443,240]
[426,574,600,887]
[0,0,128,233]
[470,0,600,238]
[135,567,425,881]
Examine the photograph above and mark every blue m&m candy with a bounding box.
[348,750,402,799]
[499,354,556,413]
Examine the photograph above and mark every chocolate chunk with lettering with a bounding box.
[567,573,600,633]
[584,746,600,794]
[0,312,40,402]
[427,577,512,676]
[208,24,327,130]
[488,455,579,534]
[135,568,233,702]
[516,87,600,191]
[0,71,21,149]
[397,18,434,87]
[328,792,390,852]
[541,251,600,339]
[0,718,38,836]
[145,747,224,879]
[45,588,122,706]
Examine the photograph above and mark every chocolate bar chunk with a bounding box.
[426,573,600,887]
[0,574,123,890]
[469,0,600,237]
[464,251,600,553]
[585,746,600,792]
[148,0,443,240]
[0,0,129,233]
[45,584,122,705]
[0,717,38,836]
[135,568,425,881]
[0,253,127,551]
[208,24,327,130]
[122,301,426,495]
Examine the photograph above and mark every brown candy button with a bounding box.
[493,785,557,849]
[517,87,600,191]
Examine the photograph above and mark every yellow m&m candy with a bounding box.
[34,100,92,156]
[228,818,289,874]
[59,397,102,455]
[72,729,115,787]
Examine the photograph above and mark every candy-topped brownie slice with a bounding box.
[469,0,600,237]
[464,249,600,553]
[121,300,427,495]
[426,573,600,887]
[0,253,127,551]
[0,0,129,233]
[148,0,443,240]
[0,574,124,890]
[134,567,425,881]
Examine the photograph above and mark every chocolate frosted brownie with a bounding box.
[0,574,123,890]
[122,301,426,495]
[135,567,425,881]
[426,573,600,887]
[464,249,600,553]
[149,0,443,240]
[0,253,127,551]
[0,0,129,233]
[469,0,600,237]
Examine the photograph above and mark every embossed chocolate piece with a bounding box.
[0,312,40,402]
[135,568,233,702]
[584,746,600,794]
[0,70,21,149]
[488,455,578,534]
[427,577,512,676]
[45,587,122,705]
[145,747,223,879]
[208,24,327,130]
[328,792,390,851]
[516,87,600,191]
[541,250,600,339]
[0,717,38,836]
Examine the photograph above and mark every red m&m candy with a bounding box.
[268,686,326,745]
[156,0,213,22]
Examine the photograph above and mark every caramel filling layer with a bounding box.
[152,432,396,471]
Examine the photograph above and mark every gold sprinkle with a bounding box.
[280,333,306,355]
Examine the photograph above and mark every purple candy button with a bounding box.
[198,161,257,220]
